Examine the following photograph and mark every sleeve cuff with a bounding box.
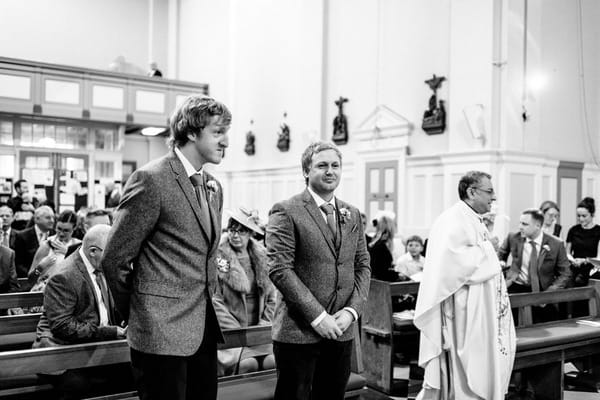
[343,307,358,321]
[310,311,327,327]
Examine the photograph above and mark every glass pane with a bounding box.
[0,155,15,177]
[95,161,115,179]
[369,200,380,221]
[94,128,115,151]
[369,169,380,193]
[0,121,14,145]
[20,123,32,146]
[384,168,395,193]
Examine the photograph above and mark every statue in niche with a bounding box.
[422,74,447,135]
[332,96,349,145]
[277,112,290,152]
[244,120,256,156]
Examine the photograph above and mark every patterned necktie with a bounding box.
[93,269,112,324]
[1,231,7,247]
[319,203,338,243]
[528,241,540,293]
[189,173,212,235]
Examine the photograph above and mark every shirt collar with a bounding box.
[79,248,96,275]
[530,230,543,246]
[174,147,202,178]
[459,200,484,222]
[307,186,336,209]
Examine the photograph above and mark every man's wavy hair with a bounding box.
[168,95,232,149]
[458,170,492,200]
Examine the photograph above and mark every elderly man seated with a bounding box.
[32,224,131,400]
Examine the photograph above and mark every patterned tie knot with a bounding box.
[320,203,335,215]
[190,173,204,187]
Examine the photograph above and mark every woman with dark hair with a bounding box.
[28,209,81,292]
[213,208,276,375]
[566,197,600,286]
[539,200,562,238]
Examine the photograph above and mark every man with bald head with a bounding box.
[14,205,55,277]
[33,224,129,399]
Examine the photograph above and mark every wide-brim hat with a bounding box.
[226,207,264,236]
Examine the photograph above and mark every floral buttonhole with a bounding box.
[216,256,230,273]
[338,207,351,224]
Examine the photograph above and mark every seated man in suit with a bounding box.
[13,206,55,278]
[0,206,17,249]
[498,208,571,322]
[32,224,130,400]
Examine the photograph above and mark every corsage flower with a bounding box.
[206,180,218,193]
[216,256,230,273]
[338,207,351,224]
[542,244,551,252]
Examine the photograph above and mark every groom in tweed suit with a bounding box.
[266,141,371,400]
[102,95,231,400]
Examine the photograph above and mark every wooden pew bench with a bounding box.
[0,292,43,309]
[511,280,600,399]
[0,324,367,400]
[361,279,420,395]
[0,313,40,351]
[361,278,600,399]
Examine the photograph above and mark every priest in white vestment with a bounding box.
[414,171,516,400]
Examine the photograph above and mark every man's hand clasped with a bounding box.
[314,310,354,340]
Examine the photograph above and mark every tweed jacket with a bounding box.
[266,189,371,343]
[498,231,571,291]
[102,151,224,356]
[0,245,18,294]
[32,251,120,348]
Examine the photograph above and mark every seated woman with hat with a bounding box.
[213,207,277,375]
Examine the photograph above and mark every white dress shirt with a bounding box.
[516,231,543,286]
[80,248,109,326]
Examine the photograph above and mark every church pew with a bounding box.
[361,278,600,398]
[0,313,40,351]
[361,279,420,394]
[0,324,367,400]
[0,291,43,309]
[16,277,34,292]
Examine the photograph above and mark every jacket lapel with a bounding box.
[536,234,549,272]
[302,190,337,256]
[169,154,211,242]
[204,173,221,254]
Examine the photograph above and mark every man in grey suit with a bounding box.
[266,141,371,400]
[102,95,231,400]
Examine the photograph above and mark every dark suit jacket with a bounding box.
[0,246,19,294]
[266,190,371,343]
[13,226,40,278]
[102,151,224,356]
[498,232,571,291]
[32,251,120,348]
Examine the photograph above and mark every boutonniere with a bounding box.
[206,180,218,193]
[542,244,551,252]
[216,256,230,273]
[338,207,351,224]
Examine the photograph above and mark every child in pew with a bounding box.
[393,235,426,312]
[394,235,425,282]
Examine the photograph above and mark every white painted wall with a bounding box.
[0,0,164,74]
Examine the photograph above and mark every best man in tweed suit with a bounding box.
[266,141,371,400]
[102,95,231,400]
